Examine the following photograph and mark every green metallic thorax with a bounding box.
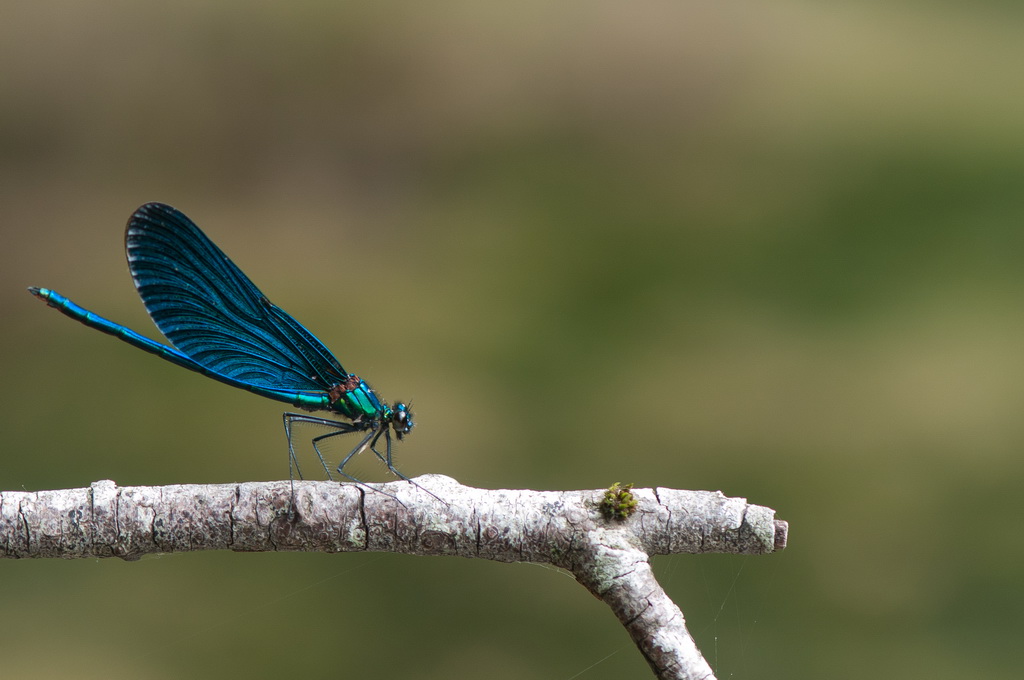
[326,375,387,422]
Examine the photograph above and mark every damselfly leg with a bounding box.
[282,413,442,505]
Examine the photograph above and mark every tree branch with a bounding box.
[0,475,787,680]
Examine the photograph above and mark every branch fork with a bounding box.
[0,475,786,680]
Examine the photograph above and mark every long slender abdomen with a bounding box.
[27,287,331,413]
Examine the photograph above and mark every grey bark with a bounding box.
[0,474,787,680]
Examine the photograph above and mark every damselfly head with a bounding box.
[391,402,414,439]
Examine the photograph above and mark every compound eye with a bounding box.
[392,404,414,435]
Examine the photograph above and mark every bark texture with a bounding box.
[0,475,787,680]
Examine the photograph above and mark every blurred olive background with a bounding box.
[2,1,1023,678]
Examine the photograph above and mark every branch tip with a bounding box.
[774,519,788,551]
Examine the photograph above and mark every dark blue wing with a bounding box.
[125,202,347,392]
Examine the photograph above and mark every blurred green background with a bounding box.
[2,1,1023,678]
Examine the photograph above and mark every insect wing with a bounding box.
[125,202,347,391]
